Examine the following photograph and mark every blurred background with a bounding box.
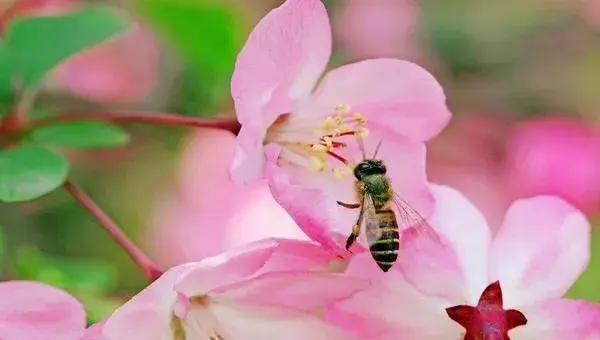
[0,0,598,323]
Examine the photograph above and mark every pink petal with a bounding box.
[80,321,105,340]
[333,253,462,339]
[231,0,331,124]
[230,117,271,183]
[489,196,591,307]
[267,163,350,257]
[509,299,600,339]
[216,271,369,312]
[305,58,450,141]
[0,281,86,340]
[173,240,279,298]
[211,302,351,340]
[397,185,491,303]
[102,264,195,340]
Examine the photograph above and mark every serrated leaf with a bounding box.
[0,145,69,202]
[5,6,128,88]
[28,121,130,149]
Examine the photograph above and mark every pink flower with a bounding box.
[102,238,366,340]
[335,0,420,60]
[334,185,600,339]
[230,0,449,255]
[147,129,308,267]
[506,116,600,215]
[0,280,103,340]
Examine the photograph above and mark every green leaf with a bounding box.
[27,121,130,149]
[0,145,69,202]
[5,7,128,88]
[0,42,12,103]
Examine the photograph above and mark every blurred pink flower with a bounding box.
[147,129,308,268]
[506,116,600,215]
[334,185,600,339]
[230,0,449,255]
[1,0,159,104]
[427,114,513,229]
[102,239,368,340]
[335,0,420,60]
[0,280,103,340]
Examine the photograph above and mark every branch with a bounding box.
[63,180,163,282]
[29,110,241,134]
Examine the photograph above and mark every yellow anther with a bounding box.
[320,116,337,132]
[353,113,366,125]
[311,143,328,153]
[356,127,370,138]
[322,137,333,148]
[333,115,344,125]
[334,104,351,115]
[309,156,326,172]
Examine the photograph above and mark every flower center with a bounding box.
[445,281,527,340]
[171,295,229,340]
[265,104,369,178]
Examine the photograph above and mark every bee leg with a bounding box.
[337,201,361,209]
[345,224,360,251]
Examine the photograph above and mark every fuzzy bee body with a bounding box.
[339,155,440,272]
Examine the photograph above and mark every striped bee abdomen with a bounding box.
[367,209,399,272]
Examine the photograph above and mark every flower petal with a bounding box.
[509,299,600,339]
[398,184,491,303]
[333,253,462,339]
[231,0,331,124]
[211,302,351,340]
[0,281,86,340]
[230,117,271,183]
[173,239,279,298]
[489,196,591,307]
[305,58,449,141]
[216,270,369,312]
[102,264,196,340]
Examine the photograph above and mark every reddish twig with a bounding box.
[29,110,241,134]
[64,180,163,282]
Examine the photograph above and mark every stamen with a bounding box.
[335,104,351,115]
[353,113,366,124]
[327,151,348,164]
[311,144,329,153]
[356,127,370,138]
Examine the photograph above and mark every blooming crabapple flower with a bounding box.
[148,129,308,267]
[333,185,600,339]
[231,0,449,255]
[506,116,600,215]
[102,238,367,340]
[0,280,103,340]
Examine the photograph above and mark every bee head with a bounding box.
[353,159,387,180]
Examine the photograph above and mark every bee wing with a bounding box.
[391,193,442,245]
[362,194,383,247]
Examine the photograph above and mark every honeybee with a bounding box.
[337,140,441,272]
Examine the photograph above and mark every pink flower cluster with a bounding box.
[3,0,600,339]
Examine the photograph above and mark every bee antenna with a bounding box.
[357,135,367,160]
[372,140,383,159]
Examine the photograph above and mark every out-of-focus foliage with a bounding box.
[0,145,69,202]
[26,121,129,149]
[5,7,127,88]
